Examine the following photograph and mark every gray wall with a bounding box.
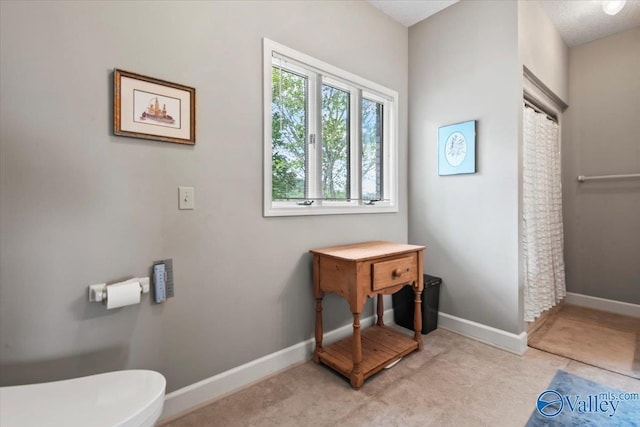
[517,0,569,103]
[408,0,522,334]
[0,1,408,391]
[562,27,640,304]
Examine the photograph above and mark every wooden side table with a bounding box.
[309,241,425,389]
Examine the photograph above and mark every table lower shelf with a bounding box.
[316,325,419,383]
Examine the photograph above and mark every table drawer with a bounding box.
[372,256,416,291]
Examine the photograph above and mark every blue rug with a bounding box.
[526,370,640,426]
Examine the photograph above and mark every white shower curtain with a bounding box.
[523,104,566,322]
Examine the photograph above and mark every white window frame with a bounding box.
[263,38,398,217]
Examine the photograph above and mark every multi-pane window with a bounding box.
[264,39,397,216]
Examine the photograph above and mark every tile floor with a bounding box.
[164,328,640,426]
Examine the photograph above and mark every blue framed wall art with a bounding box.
[438,120,476,175]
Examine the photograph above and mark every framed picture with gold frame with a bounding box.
[113,69,195,145]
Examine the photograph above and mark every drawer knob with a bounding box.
[392,268,404,278]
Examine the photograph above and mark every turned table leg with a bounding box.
[351,312,364,389]
[376,294,384,326]
[413,283,423,350]
[312,254,324,363]
[313,296,324,363]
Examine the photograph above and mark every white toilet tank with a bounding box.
[0,370,166,427]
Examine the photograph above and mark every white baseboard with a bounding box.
[160,308,395,423]
[565,292,640,318]
[437,312,528,355]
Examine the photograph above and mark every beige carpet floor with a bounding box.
[528,304,640,380]
[163,328,640,426]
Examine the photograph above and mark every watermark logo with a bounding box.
[536,389,639,418]
[537,390,564,417]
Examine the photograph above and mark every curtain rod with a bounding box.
[577,173,640,182]
[523,98,558,123]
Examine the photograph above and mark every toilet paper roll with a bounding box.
[106,281,141,309]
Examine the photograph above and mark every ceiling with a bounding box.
[369,0,640,47]
[368,0,459,27]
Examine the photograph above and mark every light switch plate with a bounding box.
[178,186,194,210]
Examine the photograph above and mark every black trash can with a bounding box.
[392,274,441,335]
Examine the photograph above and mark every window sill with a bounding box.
[264,203,398,217]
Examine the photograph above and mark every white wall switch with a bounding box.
[178,186,195,210]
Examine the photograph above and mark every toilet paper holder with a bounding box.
[88,278,150,303]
